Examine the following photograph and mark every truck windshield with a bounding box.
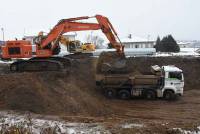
[168,72,183,80]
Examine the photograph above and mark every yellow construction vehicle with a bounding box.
[59,36,95,53]
[81,43,95,51]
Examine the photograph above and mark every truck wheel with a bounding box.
[146,90,156,100]
[118,90,131,100]
[164,90,176,101]
[105,89,116,99]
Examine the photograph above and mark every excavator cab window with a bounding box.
[8,47,21,55]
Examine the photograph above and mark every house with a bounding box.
[63,33,76,41]
[177,41,191,48]
[121,34,155,48]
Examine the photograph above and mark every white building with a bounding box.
[177,41,200,48]
[121,35,155,48]
[93,48,156,57]
[62,33,76,41]
[177,41,191,48]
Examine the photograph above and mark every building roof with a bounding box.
[63,32,77,36]
[121,36,155,43]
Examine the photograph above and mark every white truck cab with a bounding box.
[157,65,184,99]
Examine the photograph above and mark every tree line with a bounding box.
[154,35,180,52]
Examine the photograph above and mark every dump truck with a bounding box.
[96,65,184,100]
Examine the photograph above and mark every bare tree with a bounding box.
[85,35,105,49]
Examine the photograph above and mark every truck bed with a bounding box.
[130,75,159,85]
[102,74,160,87]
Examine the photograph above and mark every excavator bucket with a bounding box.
[96,51,128,74]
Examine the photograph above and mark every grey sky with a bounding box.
[0,0,199,41]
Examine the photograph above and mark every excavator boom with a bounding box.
[38,15,123,55]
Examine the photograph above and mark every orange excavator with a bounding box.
[1,15,124,72]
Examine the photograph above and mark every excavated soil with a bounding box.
[0,56,200,133]
[0,58,112,116]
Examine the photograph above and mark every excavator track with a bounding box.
[10,57,71,72]
[64,52,93,59]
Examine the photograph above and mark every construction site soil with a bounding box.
[0,56,200,133]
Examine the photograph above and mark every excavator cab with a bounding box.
[67,40,82,53]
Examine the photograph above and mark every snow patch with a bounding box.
[0,60,13,64]
[0,111,110,134]
[121,123,144,128]
[173,127,200,134]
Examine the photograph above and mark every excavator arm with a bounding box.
[37,15,124,54]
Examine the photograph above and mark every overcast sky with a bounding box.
[0,0,199,41]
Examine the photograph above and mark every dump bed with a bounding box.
[102,74,160,87]
[103,74,131,85]
[130,75,159,85]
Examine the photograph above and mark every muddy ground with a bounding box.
[0,56,200,133]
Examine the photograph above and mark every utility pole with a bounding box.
[1,28,4,41]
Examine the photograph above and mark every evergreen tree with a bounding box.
[155,35,180,52]
[154,36,161,51]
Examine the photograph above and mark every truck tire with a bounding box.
[105,89,116,99]
[164,90,176,101]
[146,90,156,100]
[118,90,131,100]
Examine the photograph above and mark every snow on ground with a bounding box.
[1,111,199,134]
[121,123,144,129]
[0,111,110,134]
[173,127,200,134]
[0,60,13,64]
[155,51,200,57]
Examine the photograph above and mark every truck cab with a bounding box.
[158,66,184,99]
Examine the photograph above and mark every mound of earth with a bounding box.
[0,58,111,116]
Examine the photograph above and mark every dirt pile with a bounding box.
[0,58,111,116]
